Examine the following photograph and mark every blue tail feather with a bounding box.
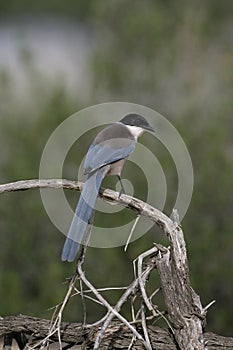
[61,168,105,262]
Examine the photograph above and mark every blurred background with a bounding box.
[0,0,232,336]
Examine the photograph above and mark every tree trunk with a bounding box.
[1,315,233,349]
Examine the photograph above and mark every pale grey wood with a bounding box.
[0,180,232,349]
[0,315,233,349]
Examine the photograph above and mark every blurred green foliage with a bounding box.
[0,0,232,336]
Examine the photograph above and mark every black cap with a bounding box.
[119,113,155,132]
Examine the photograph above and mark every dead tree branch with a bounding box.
[0,179,173,227]
[0,179,232,349]
[0,315,233,349]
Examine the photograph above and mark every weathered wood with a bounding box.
[0,315,86,344]
[155,211,206,349]
[0,180,232,349]
[0,315,233,349]
[0,179,176,228]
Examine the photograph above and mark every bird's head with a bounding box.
[119,113,155,138]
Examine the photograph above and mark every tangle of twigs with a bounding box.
[0,179,211,350]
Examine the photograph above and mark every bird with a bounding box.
[61,113,155,262]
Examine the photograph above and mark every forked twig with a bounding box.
[0,180,207,349]
[137,247,158,313]
[26,214,95,349]
[93,247,158,349]
[76,260,148,349]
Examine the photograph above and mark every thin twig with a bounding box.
[76,260,148,349]
[85,314,109,328]
[26,211,94,349]
[128,295,137,350]
[203,300,216,312]
[124,214,140,251]
[80,279,87,326]
[93,248,158,349]
[141,302,152,350]
[137,247,158,312]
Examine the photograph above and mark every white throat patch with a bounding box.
[125,125,145,139]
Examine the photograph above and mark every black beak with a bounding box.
[144,124,155,132]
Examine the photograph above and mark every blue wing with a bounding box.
[84,140,136,175]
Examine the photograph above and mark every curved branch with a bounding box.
[0,179,173,230]
[0,179,225,349]
[0,179,82,194]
